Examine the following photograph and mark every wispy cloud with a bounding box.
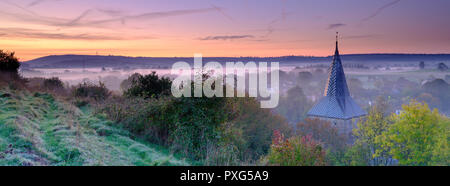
[0,27,153,40]
[328,23,346,30]
[65,9,94,26]
[0,3,221,29]
[96,8,127,17]
[0,10,66,26]
[28,0,63,7]
[264,11,292,37]
[210,4,234,22]
[198,35,254,41]
[344,34,380,39]
[85,7,219,26]
[361,0,401,22]
[28,0,44,7]
[257,0,292,39]
[2,0,39,16]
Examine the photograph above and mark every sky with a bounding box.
[0,0,449,61]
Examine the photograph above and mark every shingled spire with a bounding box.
[324,32,350,97]
[307,34,366,120]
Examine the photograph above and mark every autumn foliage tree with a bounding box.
[295,118,350,165]
[376,100,449,165]
[352,96,392,166]
[296,118,348,151]
[266,130,327,166]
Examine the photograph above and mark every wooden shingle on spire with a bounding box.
[307,35,367,120]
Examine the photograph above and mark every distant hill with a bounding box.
[22,54,450,68]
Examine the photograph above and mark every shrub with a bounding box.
[97,75,292,164]
[296,118,347,150]
[168,95,230,160]
[95,95,228,161]
[230,97,292,160]
[340,143,373,166]
[24,77,68,97]
[0,50,25,88]
[124,72,172,98]
[204,140,240,166]
[296,118,349,165]
[0,50,20,73]
[43,77,65,91]
[120,73,141,92]
[95,96,173,144]
[96,92,292,163]
[266,130,327,166]
[72,81,110,101]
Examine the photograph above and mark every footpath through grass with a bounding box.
[0,88,189,166]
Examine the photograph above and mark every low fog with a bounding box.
[20,59,450,125]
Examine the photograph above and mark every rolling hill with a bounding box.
[22,54,450,69]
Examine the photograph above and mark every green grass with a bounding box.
[0,89,189,166]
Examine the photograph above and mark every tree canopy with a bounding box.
[376,101,449,165]
[0,50,20,73]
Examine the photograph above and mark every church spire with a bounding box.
[335,32,340,57]
[325,32,348,97]
[307,34,367,120]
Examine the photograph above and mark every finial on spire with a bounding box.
[334,32,340,56]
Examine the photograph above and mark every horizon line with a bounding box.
[22,52,450,62]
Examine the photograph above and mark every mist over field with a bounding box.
[20,54,450,119]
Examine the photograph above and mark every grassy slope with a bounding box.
[0,88,189,166]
